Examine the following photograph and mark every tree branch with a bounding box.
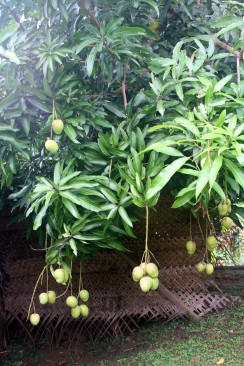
[122,61,128,110]
[0,1,24,30]
[214,38,243,84]
[214,38,242,59]
[236,54,241,85]
[80,0,100,30]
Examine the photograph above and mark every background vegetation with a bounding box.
[0,0,243,270]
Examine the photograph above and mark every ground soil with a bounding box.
[1,301,243,366]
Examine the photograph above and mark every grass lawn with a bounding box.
[1,302,243,366]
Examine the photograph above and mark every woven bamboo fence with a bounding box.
[0,196,238,345]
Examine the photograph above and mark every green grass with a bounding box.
[1,302,243,366]
[84,303,244,366]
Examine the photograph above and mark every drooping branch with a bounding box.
[80,0,100,30]
[236,54,241,85]
[0,1,24,30]
[122,61,128,110]
[214,38,242,59]
[214,38,243,84]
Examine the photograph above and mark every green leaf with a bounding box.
[33,204,48,230]
[27,98,50,113]
[59,191,101,212]
[154,146,183,156]
[146,157,188,200]
[106,240,129,252]
[53,162,60,184]
[100,187,117,204]
[150,57,176,73]
[172,190,195,208]
[114,26,146,37]
[69,238,77,256]
[175,117,200,136]
[209,156,223,189]
[196,162,211,198]
[141,0,159,17]
[156,100,165,116]
[224,159,244,189]
[0,46,20,64]
[118,206,133,227]
[64,125,79,144]
[62,198,80,218]
[216,110,226,127]
[216,20,244,37]
[211,16,242,28]
[75,38,98,54]
[104,103,126,118]
[60,171,81,185]
[212,182,226,200]
[0,20,19,44]
[86,46,98,76]
[73,234,104,241]
[175,83,184,101]
[214,75,233,92]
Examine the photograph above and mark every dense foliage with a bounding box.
[0,0,243,271]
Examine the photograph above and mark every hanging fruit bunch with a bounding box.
[28,261,90,326]
[45,100,64,154]
[132,206,159,293]
[185,215,197,256]
[193,198,233,276]
[218,198,234,232]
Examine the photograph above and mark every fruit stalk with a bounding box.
[27,265,47,320]
[145,205,149,263]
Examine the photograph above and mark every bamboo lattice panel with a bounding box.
[0,196,235,343]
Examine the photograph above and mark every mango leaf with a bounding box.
[212,182,226,200]
[33,204,48,230]
[157,100,165,116]
[69,238,77,256]
[0,20,19,44]
[214,75,233,92]
[211,16,242,28]
[86,45,98,76]
[60,171,81,185]
[141,0,159,17]
[73,234,104,241]
[153,146,183,156]
[114,26,146,37]
[224,159,244,189]
[216,110,226,127]
[216,20,244,37]
[100,187,117,204]
[64,125,79,144]
[59,191,101,212]
[0,46,20,64]
[106,240,129,252]
[175,83,184,101]
[172,190,195,208]
[175,117,200,136]
[146,157,188,200]
[104,103,126,118]
[75,38,98,54]
[62,198,80,218]
[118,206,133,227]
[53,162,60,184]
[209,156,223,189]
[196,162,211,198]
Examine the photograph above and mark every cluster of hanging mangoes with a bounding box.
[132,262,159,293]
[185,199,233,276]
[45,118,64,153]
[29,266,90,326]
